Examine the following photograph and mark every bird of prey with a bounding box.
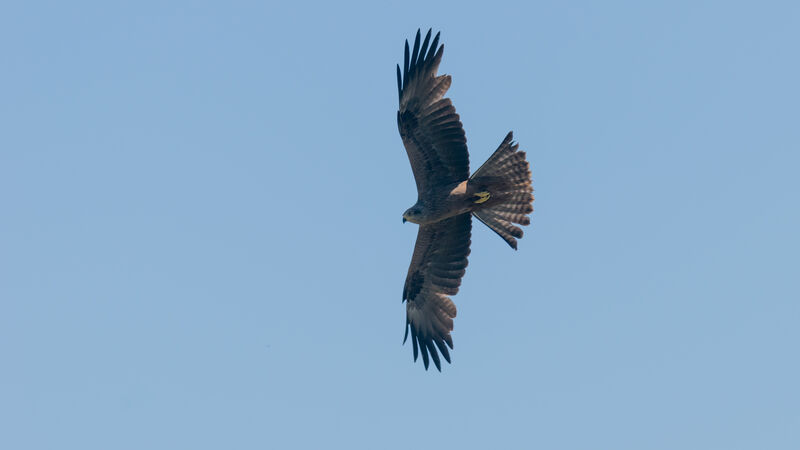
[397,29,534,371]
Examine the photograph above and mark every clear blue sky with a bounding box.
[2,1,798,449]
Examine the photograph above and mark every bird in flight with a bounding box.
[397,29,534,371]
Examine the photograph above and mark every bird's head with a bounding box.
[402,206,423,224]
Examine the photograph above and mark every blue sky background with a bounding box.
[2,1,799,449]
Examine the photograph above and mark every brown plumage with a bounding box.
[397,29,534,371]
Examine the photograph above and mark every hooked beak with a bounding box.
[402,217,407,224]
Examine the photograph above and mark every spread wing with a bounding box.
[403,213,472,371]
[397,29,469,193]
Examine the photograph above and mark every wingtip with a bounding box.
[419,337,431,369]
[444,334,454,350]
[411,331,419,361]
[396,64,402,102]
[428,341,442,371]
[435,339,451,364]
[428,32,441,60]
[403,40,410,81]
[410,30,422,73]
[417,29,432,68]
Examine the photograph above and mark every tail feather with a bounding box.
[470,132,534,249]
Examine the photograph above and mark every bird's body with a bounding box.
[397,29,534,371]
[403,180,472,225]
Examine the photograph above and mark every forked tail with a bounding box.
[469,132,534,250]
